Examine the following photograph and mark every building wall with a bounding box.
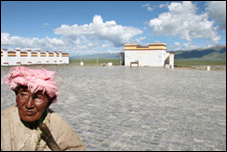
[124,43,174,68]
[125,50,167,67]
[1,49,69,66]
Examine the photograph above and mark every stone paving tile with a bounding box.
[1,65,226,151]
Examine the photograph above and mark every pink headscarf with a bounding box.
[2,66,57,102]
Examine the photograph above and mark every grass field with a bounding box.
[70,58,226,68]
[70,58,121,65]
[174,59,226,66]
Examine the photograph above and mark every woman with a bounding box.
[1,66,85,151]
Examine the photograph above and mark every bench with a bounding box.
[130,62,139,67]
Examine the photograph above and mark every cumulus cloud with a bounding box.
[206,1,226,30]
[168,41,200,51]
[1,33,10,45]
[174,42,180,47]
[142,3,153,11]
[149,1,221,43]
[54,15,143,47]
[1,15,144,55]
[159,3,169,9]
[1,33,64,51]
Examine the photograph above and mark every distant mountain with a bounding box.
[70,45,226,61]
[174,45,226,61]
[70,53,121,59]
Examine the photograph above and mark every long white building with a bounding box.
[123,43,174,68]
[1,49,69,66]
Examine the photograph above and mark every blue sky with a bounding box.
[1,1,226,56]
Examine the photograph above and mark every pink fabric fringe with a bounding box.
[2,66,57,102]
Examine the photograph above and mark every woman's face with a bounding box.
[16,86,50,122]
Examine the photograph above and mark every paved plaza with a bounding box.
[1,65,226,151]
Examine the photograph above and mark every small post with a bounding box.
[96,57,99,66]
[108,62,112,66]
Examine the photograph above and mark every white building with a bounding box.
[123,43,174,68]
[1,49,69,66]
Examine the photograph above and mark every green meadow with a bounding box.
[70,58,226,67]
[69,58,121,66]
[174,59,226,66]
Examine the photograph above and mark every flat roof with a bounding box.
[124,43,166,51]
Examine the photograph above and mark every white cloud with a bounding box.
[149,1,221,43]
[159,3,169,9]
[168,41,200,51]
[1,15,144,55]
[54,15,143,47]
[1,33,64,51]
[168,42,181,51]
[43,23,49,26]
[107,49,122,54]
[101,44,110,48]
[206,1,226,30]
[183,42,191,48]
[174,42,180,47]
[142,3,153,11]
[134,37,146,45]
[1,33,10,45]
